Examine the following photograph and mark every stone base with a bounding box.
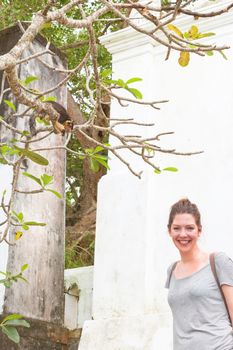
[78,314,172,350]
[0,316,81,350]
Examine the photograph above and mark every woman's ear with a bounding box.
[198,225,202,236]
[167,225,172,236]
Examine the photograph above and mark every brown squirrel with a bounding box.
[47,101,74,135]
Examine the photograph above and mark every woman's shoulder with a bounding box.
[165,261,179,288]
[214,251,233,265]
[167,261,179,274]
[213,252,233,284]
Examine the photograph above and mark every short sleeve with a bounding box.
[165,262,176,289]
[215,252,233,287]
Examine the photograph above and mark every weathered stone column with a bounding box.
[0,24,80,349]
[79,2,233,349]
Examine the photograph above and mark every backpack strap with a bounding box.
[167,261,178,288]
[209,252,231,323]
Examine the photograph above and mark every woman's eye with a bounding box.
[186,227,194,231]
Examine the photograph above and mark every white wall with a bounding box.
[80,2,233,349]
[100,3,233,265]
[64,266,93,329]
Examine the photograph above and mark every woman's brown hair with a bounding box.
[168,198,201,229]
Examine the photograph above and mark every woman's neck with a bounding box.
[179,247,208,264]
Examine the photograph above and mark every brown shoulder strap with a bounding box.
[209,252,231,322]
[167,261,178,288]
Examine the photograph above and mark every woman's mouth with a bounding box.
[177,240,191,246]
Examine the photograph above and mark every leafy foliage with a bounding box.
[0,314,30,344]
[11,210,46,240]
[0,264,28,288]
[23,172,62,198]
[167,24,219,66]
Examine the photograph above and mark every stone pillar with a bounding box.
[79,2,233,349]
[0,24,82,349]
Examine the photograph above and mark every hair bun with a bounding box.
[178,198,191,205]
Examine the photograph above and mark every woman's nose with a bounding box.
[179,229,188,236]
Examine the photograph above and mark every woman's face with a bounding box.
[168,213,201,254]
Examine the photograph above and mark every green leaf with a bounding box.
[93,154,108,161]
[163,167,178,172]
[206,51,214,56]
[22,172,42,186]
[36,117,51,126]
[104,79,117,85]
[0,271,7,276]
[93,146,104,153]
[41,22,52,30]
[43,96,57,102]
[23,150,49,165]
[4,319,30,328]
[127,88,143,99]
[2,326,20,343]
[219,50,227,60]
[16,148,49,166]
[4,100,16,112]
[2,314,23,322]
[94,157,110,170]
[24,76,38,86]
[0,157,7,164]
[154,168,161,174]
[40,174,53,186]
[21,130,30,137]
[126,77,142,85]
[3,281,12,288]
[23,221,46,226]
[45,189,62,199]
[21,264,28,272]
[162,0,170,5]
[197,32,215,39]
[0,145,9,153]
[90,159,100,172]
[17,276,28,283]
[12,210,19,218]
[100,69,112,78]
[17,212,24,222]
[22,225,29,231]
[116,79,126,88]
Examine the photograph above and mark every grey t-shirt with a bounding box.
[165,252,233,350]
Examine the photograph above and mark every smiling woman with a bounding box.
[165,198,233,350]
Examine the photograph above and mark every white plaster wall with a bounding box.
[81,6,233,350]
[0,165,12,312]
[99,10,233,276]
[64,266,93,329]
[80,4,233,349]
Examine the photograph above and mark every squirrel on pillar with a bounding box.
[30,101,74,136]
[47,101,74,135]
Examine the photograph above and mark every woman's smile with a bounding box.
[168,213,201,254]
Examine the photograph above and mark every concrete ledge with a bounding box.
[79,314,172,350]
